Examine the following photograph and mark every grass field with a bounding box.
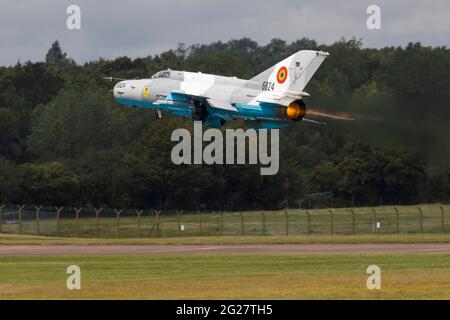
[1,204,449,300]
[1,233,450,245]
[1,204,449,239]
[0,253,449,299]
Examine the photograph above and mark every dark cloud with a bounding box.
[1,0,449,66]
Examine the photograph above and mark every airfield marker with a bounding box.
[372,208,378,234]
[440,206,445,233]
[176,211,183,236]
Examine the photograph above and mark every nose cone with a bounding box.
[113,79,152,107]
[114,81,128,100]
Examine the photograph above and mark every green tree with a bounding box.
[382,153,427,203]
[0,37,448,208]
[20,162,80,205]
[308,160,339,193]
[46,41,72,66]
[0,107,22,160]
[27,87,150,160]
[0,158,22,203]
[334,143,387,204]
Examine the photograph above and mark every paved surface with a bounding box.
[0,243,449,255]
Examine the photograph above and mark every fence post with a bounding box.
[147,210,163,238]
[306,210,311,235]
[74,208,82,238]
[136,210,143,238]
[55,207,63,236]
[394,207,400,233]
[176,210,182,236]
[418,207,424,233]
[17,205,25,235]
[198,211,203,235]
[114,209,123,239]
[329,209,335,235]
[155,210,162,238]
[284,211,289,236]
[240,213,245,236]
[220,212,224,236]
[351,209,356,235]
[372,208,378,233]
[0,204,4,233]
[35,206,42,235]
[261,212,266,236]
[95,208,102,238]
[440,206,445,233]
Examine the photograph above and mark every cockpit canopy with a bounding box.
[151,70,171,79]
[151,69,183,81]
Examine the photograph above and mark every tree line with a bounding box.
[0,38,449,209]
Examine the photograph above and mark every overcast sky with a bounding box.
[1,0,449,66]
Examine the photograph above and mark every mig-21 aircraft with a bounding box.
[112,50,352,129]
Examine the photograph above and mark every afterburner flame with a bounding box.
[306,108,355,121]
[286,101,306,121]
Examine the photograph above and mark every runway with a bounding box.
[0,243,449,255]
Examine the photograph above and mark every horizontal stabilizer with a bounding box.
[303,118,326,125]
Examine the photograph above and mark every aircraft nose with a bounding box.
[113,81,128,99]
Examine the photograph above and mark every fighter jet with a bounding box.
[112,50,351,129]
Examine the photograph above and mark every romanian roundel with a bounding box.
[276,66,288,84]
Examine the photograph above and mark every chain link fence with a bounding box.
[0,204,448,238]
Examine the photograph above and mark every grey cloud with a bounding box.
[0,0,449,66]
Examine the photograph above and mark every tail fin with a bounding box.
[250,50,329,94]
